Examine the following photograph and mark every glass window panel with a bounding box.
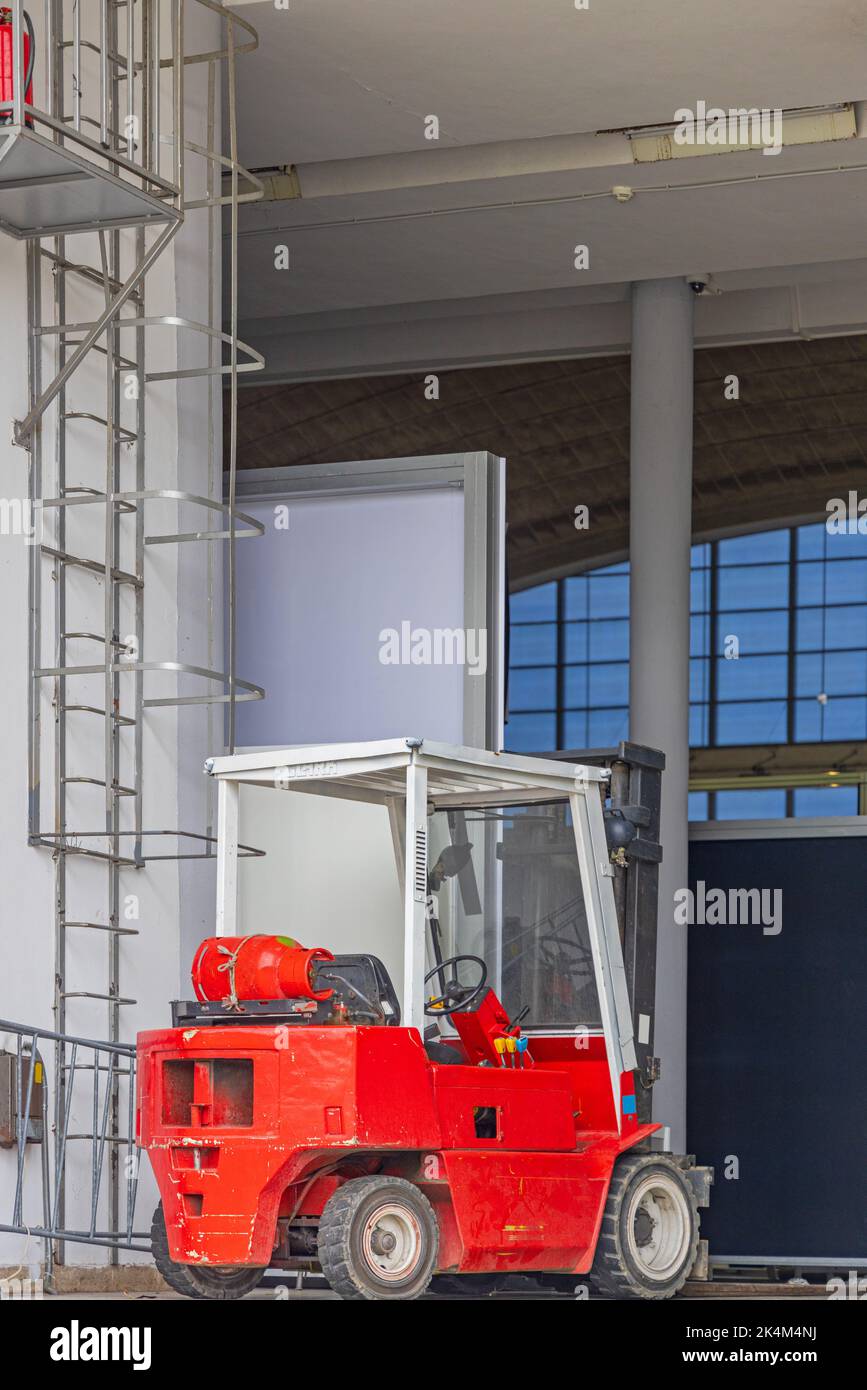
[587,573,629,619]
[563,666,589,708]
[715,700,788,744]
[588,662,629,707]
[563,577,589,621]
[715,609,788,654]
[562,710,590,748]
[715,788,787,819]
[505,713,556,752]
[588,618,629,662]
[688,791,709,819]
[795,607,824,651]
[563,621,588,663]
[690,567,711,612]
[511,582,557,622]
[509,623,557,667]
[823,605,867,651]
[691,542,711,567]
[792,784,859,817]
[508,666,556,711]
[587,707,629,745]
[691,612,710,656]
[718,564,789,609]
[798,558,867,606]
[796,523,825,560]
[718,530,790,564]
[794,698,821,742]
[824,523,867,557]
[795,695,867,741]
[818,649,867,697]
[690,703,709,746]
[715,653,788,700]
[690,657,710,702]
[795,653,822,698]
[819,695,867,740]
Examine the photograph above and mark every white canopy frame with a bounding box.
[205,737,637,1121]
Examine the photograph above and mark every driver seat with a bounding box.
[424,1037,466,1065]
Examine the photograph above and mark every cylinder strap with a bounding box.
[215,939,251,1012]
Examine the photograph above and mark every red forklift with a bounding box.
[137,737,711,1299]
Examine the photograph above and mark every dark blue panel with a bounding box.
[687,835,867,1260]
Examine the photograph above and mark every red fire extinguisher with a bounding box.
[0,8,35,126]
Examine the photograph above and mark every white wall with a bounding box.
[238,789,404,1004]
[0,0,223,1267]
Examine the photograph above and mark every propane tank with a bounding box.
[192,935,334,1005]
[0,8,35,125]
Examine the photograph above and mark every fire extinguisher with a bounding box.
[0,8,35,126]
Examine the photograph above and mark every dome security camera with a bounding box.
[686,273,711,295]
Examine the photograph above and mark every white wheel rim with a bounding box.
[625,1174,691,1281]
[361,1203,423,1281]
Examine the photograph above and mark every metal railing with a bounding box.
[0,1019,149,1282]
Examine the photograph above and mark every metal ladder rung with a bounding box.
[63,632,130,648]
[62,412,138,443]
[63,920,139,937]
[64,1134,135,1144]
[60,992,137,1006]
[61,777,136,796]
[60,705,136,726]
[35,839,139,867]
[40,248,143,304]
[41,545,143,587]
[61,485,138,512]
[60,340,141,368]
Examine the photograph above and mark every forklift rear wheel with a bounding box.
[590,1156,699,1300]
[150,1203,266,1300]
[317,1176,439,1300]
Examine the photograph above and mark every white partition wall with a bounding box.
[230,453,506,1010]
[230,453,506,750]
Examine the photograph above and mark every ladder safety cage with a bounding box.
[1,1,265,1262]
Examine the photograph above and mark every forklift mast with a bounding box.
[535,741,664,1123]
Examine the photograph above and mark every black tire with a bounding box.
[589,1156,699,1300]
[317,1176,439,1300]
[150,1202,266,1301]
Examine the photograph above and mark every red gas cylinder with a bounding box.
[0,8,34,124]
[192,935,334,1005]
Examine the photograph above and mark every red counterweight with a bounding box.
[192,935,334,1005]
[0,8,34,124]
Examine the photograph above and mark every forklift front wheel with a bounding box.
[317,1176,439,1300]
[150,1203,267,1300]
[590,1156,699,1300]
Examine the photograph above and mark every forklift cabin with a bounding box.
[138,736,711,1300]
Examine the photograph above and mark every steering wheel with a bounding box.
[424,954,488,1017]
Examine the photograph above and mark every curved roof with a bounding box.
[232,333,867,585]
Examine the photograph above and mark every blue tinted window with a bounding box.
[792,784,859,817]
[509,666,556,711]
[688,791,709,820]
[715,788,787,819]
[718,530,790,564]
[715,700,788,744]
[716,609,788,654]
[718,564,789,609]
[511,583,556,622]
[504,523,867,808]
[505,713,556,752]
[716,654,788,701]
[510,623,557,667]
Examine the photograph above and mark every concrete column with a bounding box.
[629,278,694,1151]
